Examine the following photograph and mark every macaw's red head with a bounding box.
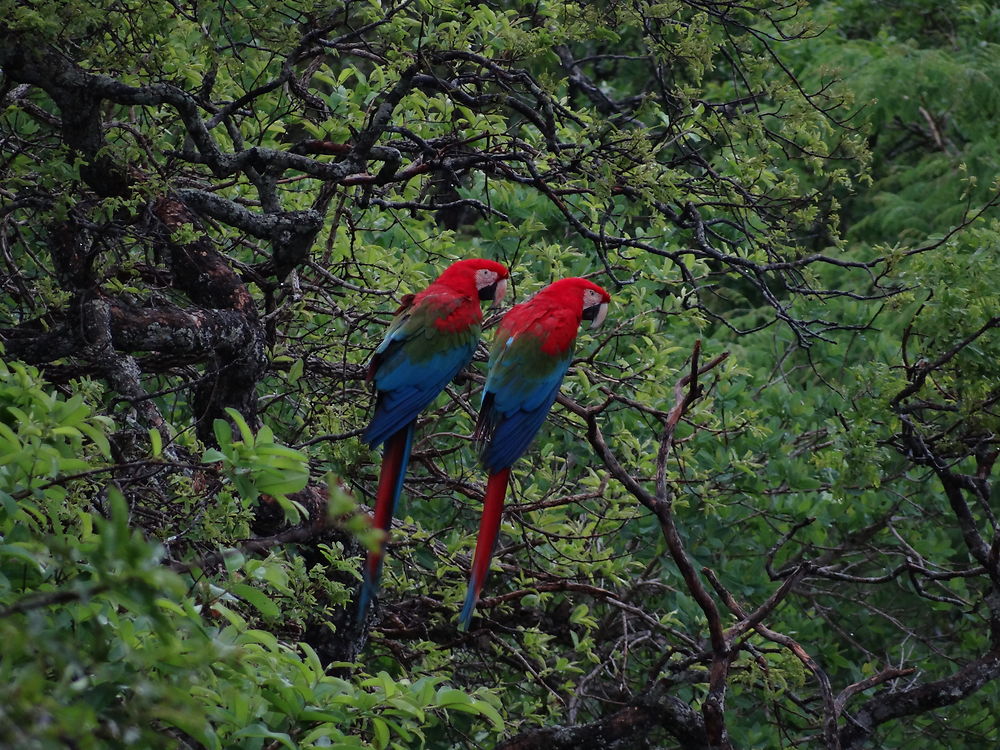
[436,258,510,306]
[539,277,612,329]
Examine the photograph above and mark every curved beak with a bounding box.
[488,277,508,307]
[583,301,608,329]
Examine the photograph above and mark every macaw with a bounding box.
[459,277,611,630]
[357,258,510,624]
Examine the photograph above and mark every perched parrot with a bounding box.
[459,277,611,630]
[357,258,510,624]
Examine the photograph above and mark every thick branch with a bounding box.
[496,686,708,750]
[108,303,258,355]
[840,649,1000,750]
[705,567,838,748]
[151,199,266,442]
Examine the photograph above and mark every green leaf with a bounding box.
[230,583,280,619]
[213,419,233,449]
[225,407,256,444]
[232,724,295,749]
[371,717,390,749]
[149,427,162,457]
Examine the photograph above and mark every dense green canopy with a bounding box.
[1,1,999,748]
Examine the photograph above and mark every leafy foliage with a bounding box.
[1,0,999,749]
[0,358,503,748]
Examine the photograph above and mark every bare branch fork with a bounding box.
[649,342,736,747]
[560,341,737,746]
[568,342,849,747]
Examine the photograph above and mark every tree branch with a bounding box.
[495,685,709,750]
[840,650,1000,750]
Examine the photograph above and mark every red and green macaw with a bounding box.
[459,277,611,630]
[357,258,510,623]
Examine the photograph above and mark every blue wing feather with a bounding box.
[477,334,572,472]
[363,301,478,447]
[479,380,563,471]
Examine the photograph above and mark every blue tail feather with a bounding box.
[458,575,481,632]
[356,573,379,626]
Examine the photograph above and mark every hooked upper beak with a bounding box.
[583,301,608,329]
[484,277,508,307]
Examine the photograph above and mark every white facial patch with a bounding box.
[582,288,608,329]
[476,269,496,288]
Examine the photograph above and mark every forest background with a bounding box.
[2,1,1000,748]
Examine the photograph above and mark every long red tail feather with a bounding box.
[458,467,511,630]
[356,424,414,623]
